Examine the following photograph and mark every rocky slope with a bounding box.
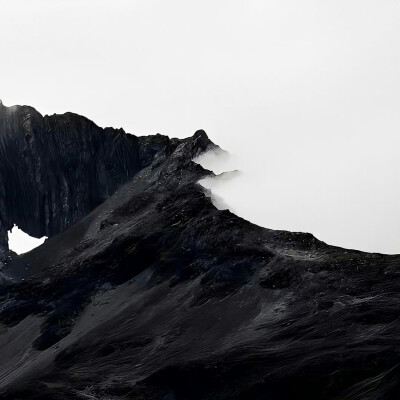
[0,103,399,400]
[0,100,182,260]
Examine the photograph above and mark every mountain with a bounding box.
[0,100,193,261]
[0,102,399,400]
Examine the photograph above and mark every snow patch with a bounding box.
[8,225,47,255]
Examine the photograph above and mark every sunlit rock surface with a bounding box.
[0,104,399,400]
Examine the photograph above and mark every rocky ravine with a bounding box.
[0,102,399,400]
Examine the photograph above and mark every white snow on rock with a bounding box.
[8,224,47,255]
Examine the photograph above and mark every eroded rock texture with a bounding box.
[0,102,206,258]
[0,103,399,400]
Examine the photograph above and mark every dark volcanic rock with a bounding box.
[0,103,399,400]
[0,102,210,261]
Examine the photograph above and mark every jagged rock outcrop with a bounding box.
[0,102,210,260]
[0,103,399,400]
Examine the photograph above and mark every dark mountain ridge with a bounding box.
[0,101,190,261]
[0,102,399,400]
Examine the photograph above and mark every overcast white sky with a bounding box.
[0,0,399,253]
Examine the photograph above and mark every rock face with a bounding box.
[0,103,400,400]
[0,102,205,259]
